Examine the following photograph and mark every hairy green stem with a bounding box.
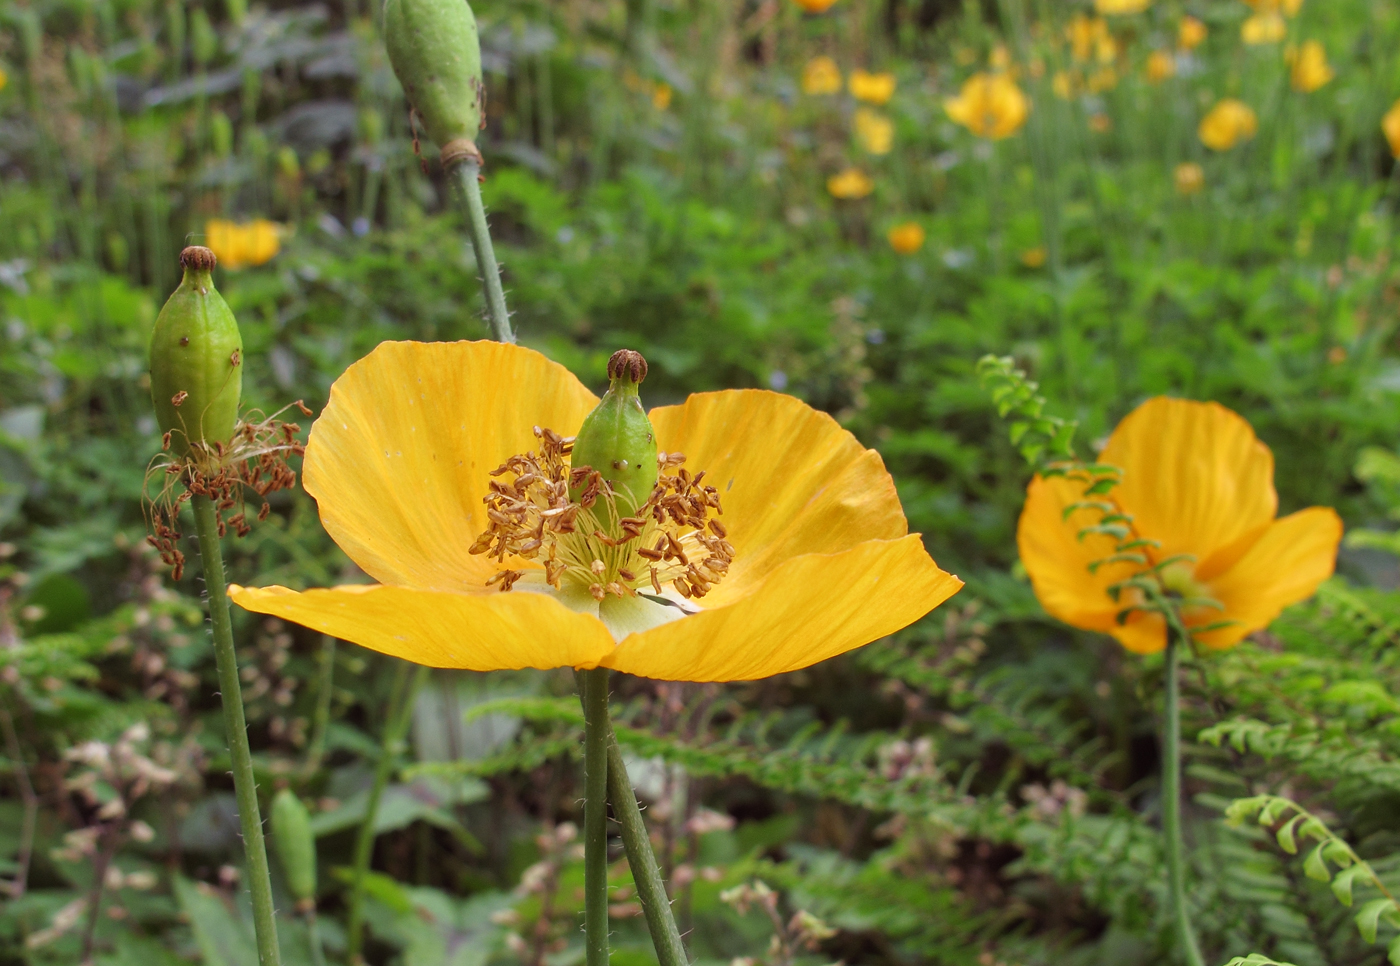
[346,662,429,963]
[448,160,514,343]
[606,724,689,966]
[577,668,611,966]
[1163,631,1206,966]
[191,494,282,966]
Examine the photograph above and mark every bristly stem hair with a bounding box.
[449,159,514,343]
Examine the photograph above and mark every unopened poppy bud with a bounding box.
[383,0,484,165]
[270,789,318,904]
[148,246,243,454]
[570,350,658,517]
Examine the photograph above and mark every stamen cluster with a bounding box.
[470,428,735,603]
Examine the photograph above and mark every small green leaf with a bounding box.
[1357,897,1395,944]
[1277,815,1303,855]
[1332,863,1366,906]
[1387,932,1400,966]
[1304,842,1332,882]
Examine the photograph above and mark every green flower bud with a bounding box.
[570,350,658,518]
[270,789,317,904]
[149,247,243,454]
[382,0,484,163]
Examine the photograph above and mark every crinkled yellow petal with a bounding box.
[1195,507,1342,649]
[647,389,908,607]
[599,535,961,681]
[229,583,616,671]
[1017,472,1143,632]
[303,341,599,591]
[1102,397,1276,579]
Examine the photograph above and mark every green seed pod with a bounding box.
[570,350,658,518]
[149,247,243,455]
[382,0,484,162]
[270,789,318,903]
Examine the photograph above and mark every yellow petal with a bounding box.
[229,583,617,670]
[1195,507,1342,649]
[304,340,599,591]
[600,535,962,681]
[648,389,907,607]
[1017,472,1143,633]
[1101,397,1276,579]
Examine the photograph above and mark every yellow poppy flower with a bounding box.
[1017,397,1341,654]
[887,222,925,255]
[1174,161,1205,195]
[801,56,842,96]
[1052,70,1079,100]
[1066,14,1116,64]
[1198,98,1258,151]
[1146,50,1176,83]
[1241,12,1286,45]
[944,72,1029,140]
[827,168,874,199]
[1178,16,1207,50]
[230,342,961,680]
[854,107,894,154]
[1243,0,1302,13]
[205,219,282,270]
[1086,66,1119,94]
[1384,99,1400,159]
[791,0,838,12]
[0,65,7,92]
[1095,0,1149,14]
[1288,40,1334,93]
[849,70,896,105]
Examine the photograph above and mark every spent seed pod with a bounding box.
[570,350,658,518]
[270,789,318,904]
[149,247,243,455]
[383,0,484,165]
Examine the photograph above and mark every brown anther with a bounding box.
[709,519,727,538]
[637,547,664,561]
[591,559,606,576]
[180,245,217,271]
[162,431,173,451]
[589,583,607,601]
[605,581,630,598]
[171,391,189,407]
[606,349,648,384]
[618,568,636,582]
[650,567,662,594]
[674,578,692,598]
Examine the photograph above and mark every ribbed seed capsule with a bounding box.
[570,350,658,518]
[270,789,318,904]
[383,0,484,159]
[148,246,243,454]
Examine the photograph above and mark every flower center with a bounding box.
[469,427,735,604]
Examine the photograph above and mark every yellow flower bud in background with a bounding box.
[1095,0,1149,14]
[0,65,9,92]
[651,82,672,110]
[1052,70,1078,99]
[791,0,839,13]
[1174,161,1205,195]
[944,72,1029,140]
[1178,15,1207,49]
[1086,66,1119,94]
[1020,247,1047,268]
[801,56,842,95]
[1244,0,1302,13]
[849,70,896,105]
[854,108,894,155]
[1241,12,1286,45]
[1198,98,1258,151]
[1088,112,1112,133]
[1288,40,1334,93]
[887,222,925,255]
[1383,99,1400,159]
[827,168,874,199]
[1146,50,1176,83]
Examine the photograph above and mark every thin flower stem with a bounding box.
[345,661,429,964]
[0,700,37,900]
[191,493,283,966]
[1163,628,1206,966]
[448,160,514,344]
[605,721,690,966]
[576,667,611,966]
[305,634,337,773]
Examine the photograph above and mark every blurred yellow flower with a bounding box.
[1018,398,1341,654]
[801,56,842,95]
[1146,50,1176,83]
[1178,15,1207,50]
[1383,99,1400,159]
[1241,12,1286,45]
[887,222,926,254]
[1244,0,1302,13]
[1088,113,1112,133]
[205,219,282,270]
[1198,99,1258,151]
[989,44,1013,70]
[792,0,839,12]
[1086,66,1119,94]
[0,66,7,92]
[1052,70,1078,99]
[1020,247,1047,268]
[1096,0,1149,13]
[652,83,673,110]
[854,108,894,155]
[850,70,896,105]
[827,168,874,199]
[944,72,1029,140]
[1067,15,1117,64]
[1174,162,1205,195]
[1288,40,1334,92]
